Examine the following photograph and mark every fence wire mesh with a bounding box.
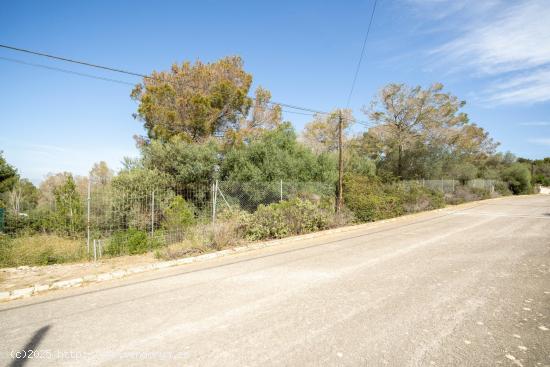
[80,181,335,259]
[1,178,500,263]
[399,179,502,194]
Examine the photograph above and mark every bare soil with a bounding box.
[0,253,159,291]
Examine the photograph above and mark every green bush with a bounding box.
[343,174,403,222]
[501,163,531,194]
[163,196,196,230]
[244,198,330,240]
[494,181,512,196]
[533,173,550,186]
[106,228,162,256]
[344,175,445,222]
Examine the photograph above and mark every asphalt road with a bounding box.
[1,195,549,367]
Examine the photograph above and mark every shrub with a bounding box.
[106,228,162,256]
[501,163,531,194]
[328,207,355,228]
[244,198,330,240]
[211,209,249,249]
[399,184,445,212]
[444,185,495,205]
[450,162,478,184]
[2,213,31,235]
[343,174,403,222]
[494,181,512,196]
[162,196,196,242]
[344,175,446,221]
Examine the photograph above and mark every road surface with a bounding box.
[1,195,549,366]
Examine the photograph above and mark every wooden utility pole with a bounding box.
[336,110,343,213]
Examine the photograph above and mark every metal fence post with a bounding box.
[86,178,91,255]
[280,180,283,201]
[93,239,97,262]
[150,190,155,238]
[212,180,218,228]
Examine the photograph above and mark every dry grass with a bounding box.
[154,240,208,260]
[0,234,86,267]
[153,223,210,260]
[154,217,245,259]
[210,218,244,250]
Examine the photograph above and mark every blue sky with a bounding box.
[1,0,549,183]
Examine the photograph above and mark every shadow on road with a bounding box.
[9,325,51,367]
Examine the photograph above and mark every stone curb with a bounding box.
[0,196,509,303]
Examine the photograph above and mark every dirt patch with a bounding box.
[0,253,159,291]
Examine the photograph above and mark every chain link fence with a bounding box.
[1,177,503,265]
[399,179,503,194]
[81,180,335,259]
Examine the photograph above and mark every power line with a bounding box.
[0,56,136,86]
[0,44,149,79]
[345,0,378,108]
[0,43,373,127]
[279,109,317,116]
[0,43,330,116]
[269,101,327,115]
[0,54,329,122]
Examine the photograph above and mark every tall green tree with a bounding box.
[221,123,335,183]
[131,56,253,142]
[364,83,498,179]
[0,151,18,196]
[53,175,84,235]
[219,123,337,208]
[140,138,219,187]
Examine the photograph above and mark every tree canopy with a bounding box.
[301,109,353,154]
[89,161,113,186]
[0,151,18,195]
[220,122,336,184]
[131,56,253,142]
[363,83,498,179]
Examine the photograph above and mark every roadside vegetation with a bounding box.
[1,56,549,268]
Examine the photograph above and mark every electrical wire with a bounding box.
[0,44,149,79]
[345,0,378,108]
[0,43,330,116]
[0,56,136,86]
[0,44,372,127]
